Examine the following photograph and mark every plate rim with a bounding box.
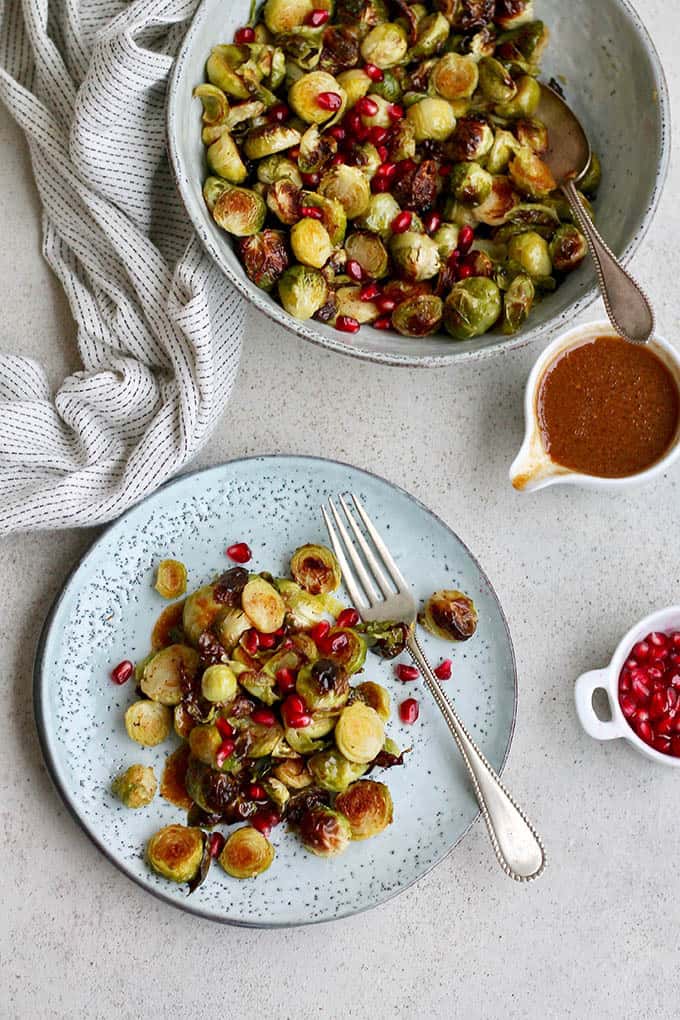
[33,454,518,927]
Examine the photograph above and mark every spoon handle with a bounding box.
[562,179,654,344]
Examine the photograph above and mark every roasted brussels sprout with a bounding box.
[430,52,478,100]
[266,179,301,226]
[507,230,552,277]
[345,231,389,279]
[406,97,456,142]
[264,0,314,34]
[477,56,517,103]
[410,12,450,58]
[361,23,409,68]
[509,149,555,199]
[486,128,521,174]
[174,703,195,740]
[112,763,157,808]
[273,757,313,789]
[237,716,285,757]
[125,700,172,746]
[495,75,540,118]
[298,806,352,856]
[141,644,199,705]
[213,608,249,651]
[336,68,372,107]
[446,116,494,163]
[420,589,478,640]
[392,294,444,336]
[352,681,391,722]
[495,0,534,30]
[473,176,519,226]
[432,223,460,260]
[515,117,548,155]
[308,748,368,792]
[450,162,493,206]
[356,192,402,241]
[154,559,187,600]
[549,223,587,273]
[241,576,286,634]
[201,664,238,704]
[188,723,223,767]
[335,780,393,840]
[318,164,371,219]
[284,726,326,755]
[206,45,251,100]
[279,264,329,319]
[276,579,331,629]
[239,229,290,291]
[206,130,248,184]
[371,68,403,102]
[147,825,204,883]
[290,217,333,269]
[359,620,409,659]
[289,71,348,124]
[185,757,252,817]
[440,0,494,31]
[257,154,303,187]
[337,0,389,30]
[291,543,341,594]
[579,152,602,196]
[296,658,350,712]
[182,582,225,646]
[335,286,380,324]
[219,826,275,878]
[193,82,230,125]
[335,702,385,763]
[301,190,348,245]
[326,628,367,674]
[443,276,502,339]
[244,123,302,160]
[502,272,535,334]
[211,183,267,236]
[160,745,193,809]
[390,231,441,282]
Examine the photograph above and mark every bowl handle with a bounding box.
[574,668,624,741]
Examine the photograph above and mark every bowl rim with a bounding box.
[166,0,671,369]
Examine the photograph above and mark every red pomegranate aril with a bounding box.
[670,653,680,669]
[208,832,225,858]
[374,315,391,329]
[251,813,272,837]
[649,690,668,720]
[306,7,330,26]
[251,707,276,727]
[328,125,346,141]
[357,96,379,117]
[619,694,637,719]
[288,713,313,729]
[434,659,452,681]
[624,657,638,671]
[289,146,300,159]
[657,715,674,736]
[234,26,255,43]
[377,145,389,163]
[619,670,631,693]
[300,205,323,220]
[631,675,650,702]
[216,717,234,739]
[649,631,669,649]
[364,63,384,82]
[372,175,392,193]
[376,161,397,179]
[646,665,664,681]
[269,103,289,123]
[387,103,404,121]
[671,632,680,649]
[311,620,330,643]
[111,659,134,685]
[396,158,416,177]
[216,738,235,766]
[395,663,420,682]
[302,171,321,186]
[275,667,297,693]
[399,698,419,724]
[458,225,474,253]
[317,91,343,111]
[458,263,473,279]
[375,295,397,314]
[635,707,649,723]
[424,211,442,235]
[227,541,252,563]
[359,282,380,302]
[336,315,360,334]
[326,632,349,656]
[391,211,412,234]
[668,687,679,711]
[285,694,306,716]
[438,161,453,176]
[346,259,364,282]
[248,784,267,801]
[369,126,388,145]
[633,640,651,661]
[281,637,294,650]
[637,720,654,744]
[243,629,260,656]
[331,153,347,165]
[257,632,277,649]
[654,734,671,753]
[448,249,461,266]
[337,607,360,628]
[671,735,680,757]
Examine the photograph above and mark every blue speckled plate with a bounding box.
[35,457,517,926]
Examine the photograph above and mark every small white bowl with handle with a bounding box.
[575,606,680,765]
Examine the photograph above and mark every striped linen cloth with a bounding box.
[0,0,245,533]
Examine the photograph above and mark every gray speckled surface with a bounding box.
[1,0,679,1014]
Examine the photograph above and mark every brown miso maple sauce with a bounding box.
[537,336,680,477]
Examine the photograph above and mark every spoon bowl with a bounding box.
[536,83,592,184]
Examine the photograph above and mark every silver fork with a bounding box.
[322,493,545,882]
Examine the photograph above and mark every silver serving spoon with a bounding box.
[536,82,655,345]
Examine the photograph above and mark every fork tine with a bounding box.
[339,494,393,598]
[350,493,410,592]
[321,506,368,611]
[327,498,380,606]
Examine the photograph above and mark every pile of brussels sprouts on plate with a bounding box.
[193,0,600,341]
[111,543,478,888]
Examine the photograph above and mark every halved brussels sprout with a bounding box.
[284,726,326,754]
[360,23,409,68]
[336,68,372,107]
[406,97,456,142]
[327,627,368,674]
[305,711,339,738]
[515,117,549,155]
[495,0,534,30]
[386,119,416,162]
[502,272,535,334]
[125,700,172,746]
[237,716,284,757]
[359,620,410,659]
[478,57,518,104]
[370,68,403,103]
[450,162,493,206]
[151,599,186,652]
[298,124,337,174]
[154,560,187,600]
[183,582,224,646]
[431,52,478,100]
[446,116,494,162]
[335,779,393,839]
[335,702,385,763]
[355,192,402,241]
[266,179,302,226]
[212,184,267,237]
[291,218,333,269]
[485,130,521,174]
[352,681,391,722]
[141,644,199,705]
[263,776,290,811]
[291,543,341,594]
[296,658,350,712]
[300,190,347,245]
[276,579,330,629]
[289,71,347,124]
[349,142,382,180]
[201,664,239,704]
[345,231,389,279]
[410,12,450,59]
[390,231,441,283]
[278,264,328,319]
[206,45,251,100]
[160,745,193,809]
[507,230,552,278]
[112,763,157,808]
[244,123,302,159]
[473,176,519,226]
[337,0,389,29]
[188,723,223,767]
[392,294,444,337]
[308,748,368,791]
[147,825,204,883]
[219,826,275,878]
[257,154,303,187]
[420,589,478,640]
[509,149,555,199]
[318,164,371,219]
[194,83,230,125]
[241,576,286,633]
[579,152,601,196]
[495,75,540,118]
[335,286,379,325]
[549,224,587,273]
[273,757,313,789]
[442,0,494,31]
[238,669,281,706]
[443,276,502,339]
[298,806,352,856]
[264,0,315,34]
[239,230,290,292]
[174,703,195,740]
[206,130,247,184]
[213,607,250,651]
[432,223,460,261]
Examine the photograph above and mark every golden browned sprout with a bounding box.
[124,700,172,747]
[112,764,157,808]
[154,559,188,600]
[147,825,204,883]
[290,544,341,595]
[335,780,394,840]
[334,702,385,764]
[219,827,275,878]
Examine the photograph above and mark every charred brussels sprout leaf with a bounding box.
[299,806,352,856]
[112,764,157,808]
[273,758,313,789]
[444,276,502,339]
[549,224,588,273]
[351,681,391,722]
[502,273,535,334]
[219,826,275,878]
[420,589,478,641]
[212,184,267,237]
[335,779,393,839]
[125,701,172,747]
[147,824,204,883]
[239,230,290,291]
[392,294,444,337]
[359,620,409,659]
[335,702,385,763]
[297,658,350,712]
[290,543,341,595]
[390,232,441,283]
[431,52,478,100]
[155,559,187,600]
[278,265,328,319]
[450,162,493,207]
[446,117,494,163]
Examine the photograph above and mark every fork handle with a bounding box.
[408,634,545,882]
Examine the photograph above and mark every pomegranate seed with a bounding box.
[448,249,461,266]
[317,91,343,112]
[359,282,380,302]
[256,632,276,649]
[328,125,346,141]
[306,8,330,26]
[438,161,453,176]
[395,158,416,178]
[458,225,474,253]
[326,632,349,656]
[377,144,389,163]
[251,813,272,837]
[649,690,668,720]
[671,736,680,757]
[387,103,404,121]
[647,665,664,681]
[337,607,360,628]
[300,205,323,220]
[391,211,412,234]
[227,541,252,563]
[331,153,346,165]
[311,620,330,643]
[215,738,235,766]
[208,832,225,858]
[434,659,452,681]
[399,698,419,724]
[424,211,442,235]
[111,660,133,685]
[631,675,650,702]
[374,315,391,329]
[624,657,638,671]
[375,296,396,314]
[372,175,392,193]
[302,171,321,186]
[288,712,313,729]
[637,720,654,744]
[376,161,397,179]
[619,694,637,718]
[346,259,364,282]
[654,734,671,753]
[668,687,679,712]
[276,667,297,693]
[243,629,260,655]
[649,631,669,649]
[357,96,379,117]
[657,715,674,736]
[364,63,384,82]
[216,717,234,739]
[369,126,388,145]
[395,663,420,682]
[269,103,289,123]
[670,653,680,669]
[671,632,680,649]
[458,263,473,280]
[619,670,631,693]
[234,26,255,43]
[251,707,276,726]
[285,694,306,716]
[633,640,651,661]
[336,315,360,334]
[248,783,267,801]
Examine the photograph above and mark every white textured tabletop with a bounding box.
[0,1,677,1016]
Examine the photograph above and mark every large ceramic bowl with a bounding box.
[167,0,670,367]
